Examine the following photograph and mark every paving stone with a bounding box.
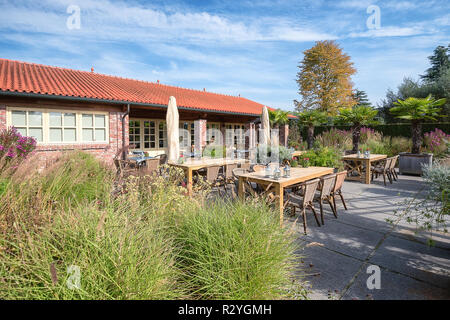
[342,263,450,300]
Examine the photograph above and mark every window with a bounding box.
[206,123,220,143]
[225,123,246,147]
[128,119,167,150]
[159,121,167,148]
[129,120,141,149]
[180,121,195,147]
[49,112,76,142]
[11,110,43,142]
[143,120,156,149]
[82,114,107,142]
[7,108,109,144]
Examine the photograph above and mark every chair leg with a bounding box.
[382,172,386,186]
[319,200,324,225]
[310,205,321,227]
[328,198,338,218]
[339,192,348,210]
[301,209,307,234]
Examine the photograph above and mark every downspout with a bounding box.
[121,104,130,160]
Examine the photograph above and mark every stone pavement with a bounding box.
[287,174,450,300]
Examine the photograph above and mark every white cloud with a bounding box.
[348,26,426,38]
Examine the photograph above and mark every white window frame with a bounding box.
[6,107,109,145]
[129,118,167,151]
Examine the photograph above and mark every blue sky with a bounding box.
[0,0,449,111]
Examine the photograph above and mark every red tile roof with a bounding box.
[0,58,278,116]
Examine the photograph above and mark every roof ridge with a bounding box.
[0,58,245,100]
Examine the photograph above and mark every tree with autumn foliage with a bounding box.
[295,40,357,114]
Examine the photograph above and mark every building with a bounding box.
[0,58,289,165]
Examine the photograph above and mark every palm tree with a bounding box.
[336,105,378,152]
[296,110,328,149]
[268,109,290,128]
[390,95,446,154]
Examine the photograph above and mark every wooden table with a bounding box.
[169,158,248,195]
[238,166,334,225]
[342,154,387,184]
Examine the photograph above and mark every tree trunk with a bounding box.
[352,125,361,152]
[307,125,314,149]
[411,120,422,154]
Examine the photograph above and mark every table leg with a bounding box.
[238,176,244,200]
[276,184,284,226]
[365,159,371,184]
[187,168,193,196]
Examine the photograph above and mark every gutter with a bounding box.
[122,104,130,160]
[0,90,262,117]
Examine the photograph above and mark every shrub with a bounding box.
[0,126,36,173]
[389,162,449,245]
[423,128,450,157]
[256,144,294,164]
[359,127,382,144]
[315,128,352,151]
[173,200,299,299]
[301,146,343,169]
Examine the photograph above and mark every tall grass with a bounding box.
[173,200,298,299]
[0,151,303,300]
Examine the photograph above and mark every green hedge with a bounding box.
[301,122,450,140]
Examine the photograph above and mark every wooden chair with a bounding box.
[314,174,337,224]
[158,154,168,165]
[251,164,266,172]
[331,171,348,214]
[286,178,321,234]
[239,162,251,171]
[202,165,226,195]
[372,158,393,186]
[144,158,159,175]
[388,155,399,181]
[114,158,137,176]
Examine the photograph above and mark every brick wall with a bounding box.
[0,105,6,128]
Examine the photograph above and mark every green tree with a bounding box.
[296,110,328,149]
[295,40,357,114]
[421,44,450,83]
[352,89,371,107]
[268,109,290,128]
[390,95,446,154]
[336,105,379,152]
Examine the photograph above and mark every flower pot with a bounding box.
[398,152,433,175]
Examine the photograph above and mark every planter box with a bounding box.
[398,153,433,175]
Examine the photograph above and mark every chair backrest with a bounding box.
[383,157,392,170]
[240,162,251,171]
[158,154,168,165]
[252,164,265,172]
[302,179,320,205]
[333,171,347,192]
[206,166,222,182]
[113,158,121,170]
[225,164,238,179]
[146,158,159,173]
[389,156,398,170]
[320,174,336,198]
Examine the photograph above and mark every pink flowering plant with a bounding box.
[0,126,37,169]
[423,128,450,157]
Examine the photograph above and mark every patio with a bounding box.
[289,175,450,300]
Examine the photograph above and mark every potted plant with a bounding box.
[390,95,446,175]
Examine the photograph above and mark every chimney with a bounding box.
[157,80,160,84]
[91,67,94,73]
[203,88,206,92]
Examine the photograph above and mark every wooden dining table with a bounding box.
[238,166,334,225]
[169,158,248,195]
[342,154,387,184]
